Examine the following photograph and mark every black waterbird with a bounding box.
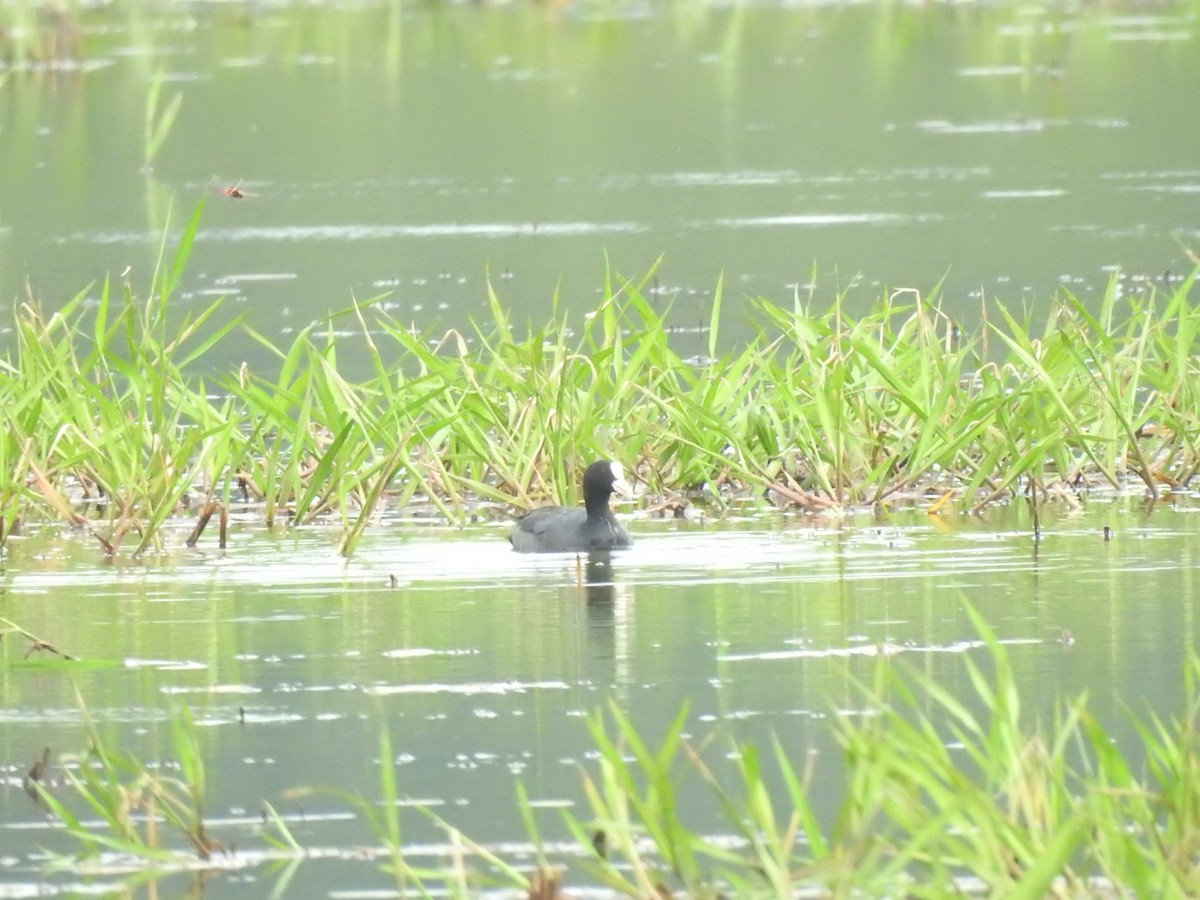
[509,460,634,553]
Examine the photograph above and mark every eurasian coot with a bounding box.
[509,460,633,553]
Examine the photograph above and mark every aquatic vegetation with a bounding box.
[0,202,1198,556]
[142,65,183,173]
[34,694,217,865]
[0,616,74,661]
[28,623,1200,895]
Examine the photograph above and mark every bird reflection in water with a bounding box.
[576,551,636,690]
[577,551,616,609]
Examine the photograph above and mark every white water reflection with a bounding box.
[57,220,651,246]
[0,519,1125,593]
[710,212,917,228]
[719,636,1043,663]
[981,189,1069,199]
[364,679,570,696]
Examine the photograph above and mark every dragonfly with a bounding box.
[211,178,251,199]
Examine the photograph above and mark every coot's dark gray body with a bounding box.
[510,460,633,553]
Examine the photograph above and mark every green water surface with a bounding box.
[2,496,1199,895]
[1,1,1198,370]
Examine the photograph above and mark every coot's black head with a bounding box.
[582,459,633,514]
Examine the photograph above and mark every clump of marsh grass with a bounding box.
[533,610,1200,896]
[2,199,1198,556]
[5,200,243,556]
[34,693,219,865]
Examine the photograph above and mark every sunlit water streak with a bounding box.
[56,221,650,246]
[2,525,1052,591]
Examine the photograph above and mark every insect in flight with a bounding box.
[211,178,251,199]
